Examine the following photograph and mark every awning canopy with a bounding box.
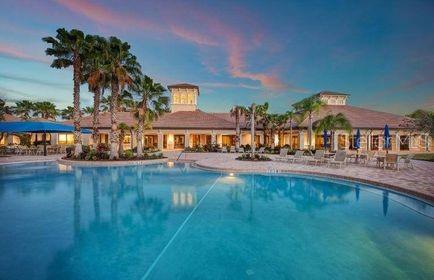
[0,121,92,134]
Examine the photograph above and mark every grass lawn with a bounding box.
[413,153,434,162]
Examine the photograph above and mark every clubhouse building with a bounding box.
[1,84,432,152]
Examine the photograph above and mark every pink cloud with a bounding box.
[0,42,48,63]
[54,0,301,92]
[54,0,159,32]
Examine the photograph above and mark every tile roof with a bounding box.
[2,114,21,121]
[297,105,409,129]
[66,110,244,130]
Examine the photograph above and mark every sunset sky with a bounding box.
[0,0,433,114]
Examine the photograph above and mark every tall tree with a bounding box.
[286,111,296,149]
[314,113,352,150]
[12,100,34,120]
[60,106,74,120]
[105,37,141,159]
[82,106,94,115]
[33,101,58,119]
[230,105,245,150]
[407,109,434,136]
[0,99,12,121]
[293,96,325,150]
[242,102,268,152]
[84,35,108,148]
[130,75,169,157]
[118,122,130,154]
[43,28,87,155]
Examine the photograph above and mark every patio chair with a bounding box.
[229,146,236,153]
[257,147,265,154]
[401,154,414,169]
[238,147,245,153]
[306,150,326,166]
[384,154,399,171]
[275,148,289,161]
[288,150,306,164]
[327,150,347,168]
[221,146,228,153]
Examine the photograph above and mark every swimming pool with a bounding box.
[0,162,433,279]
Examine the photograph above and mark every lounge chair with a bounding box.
[229,146,236,153]
[384,154,399,171]
[221,146,228,153]
[327,150,347,168]
[238,147,245,153]
[306,150,326,165]
[288,150,306,163]
[257,147,265,154]
[401,154,414,169]
[275,148,289,161]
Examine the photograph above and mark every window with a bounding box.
[400,135,409,150]
[338,135,346,149]
[123,135,131,144]
[173,92,180,104]
[180,93,187,104]
[58,133,74,145]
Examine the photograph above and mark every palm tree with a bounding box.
[314,113,352,151]
[0,99,12,121]
[293,96,325,150]
[33,101,58,119]
[60,106,74,120]
[43,28,87,155]
[230,105,245,150]
[13,100,34,120]
[242,102,268,153]
[105,37,141,159]
[82,106,94,115]
[130,75,169,157]
[286,111,296,149]
[84,35,108,149]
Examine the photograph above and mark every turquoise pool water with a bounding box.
[0,162,433,279]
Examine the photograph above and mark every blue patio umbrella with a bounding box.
[354,129,361,150]
[323,129,328,149]
[383,124,391,153]
[0,121,91,155]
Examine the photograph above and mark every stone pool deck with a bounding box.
[168,152,434,203]
[1,152,433,203]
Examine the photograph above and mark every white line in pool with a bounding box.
[141,173,223,280]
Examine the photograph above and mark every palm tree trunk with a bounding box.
[137,119,144,157]
[92,88,101,149]
[109,81,120,159]
[73,55,82,156]
[251,104,256,154]
[118,133,124,155]
[308,113,312,150]
[235,109,240,150]
[289,121,293,149]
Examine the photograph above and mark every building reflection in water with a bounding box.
[171,187,197,210]
[58,163,72,172]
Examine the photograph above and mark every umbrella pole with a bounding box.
[43,132,47,156]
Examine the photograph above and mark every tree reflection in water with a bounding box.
[47,166,171,279]
[225,174,353,218]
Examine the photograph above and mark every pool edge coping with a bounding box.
[57,158,169,167]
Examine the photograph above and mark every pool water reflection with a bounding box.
[0,162,433,279]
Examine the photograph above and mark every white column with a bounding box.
[395,133,400,152]
[51,133,59,145]
[367,133,371,150]
[333,132,338,151]
[299,131,305,149]
[157,132,163,151]
[211,131,216,145]
[184,131,190,148]
[130,131,136,150]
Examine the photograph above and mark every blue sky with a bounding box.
[0,0,433,114]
